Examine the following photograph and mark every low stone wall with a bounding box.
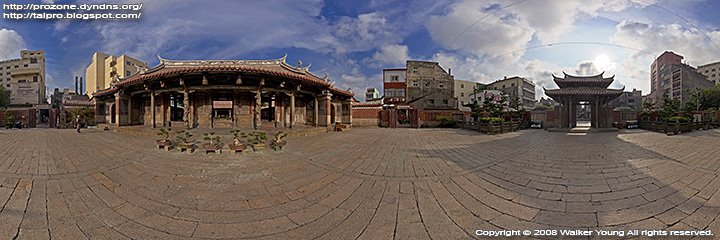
[640,121,717,135]
[459,121,528,134]
[353,108,381,127]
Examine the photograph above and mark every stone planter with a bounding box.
[270,140,287,151]
[156,139,172,150]
[228,143,247,153]
[202,143,223,154]
[176,142,194,153]
[252,143,267,152]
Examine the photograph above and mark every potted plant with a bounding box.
[270,131,288,151]
[175,129,194,153]
[228,129,247,153]
[202,132,223,154]
[243,131,268,151]
[156,128,173,149]
[4,114,15,129]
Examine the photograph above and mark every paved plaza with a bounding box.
[1,127,720,239]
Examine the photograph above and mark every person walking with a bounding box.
[75,115,82,133]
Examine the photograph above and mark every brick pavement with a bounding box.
[0,127,719,239]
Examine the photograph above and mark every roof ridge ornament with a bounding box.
[157,54,168,64]
[280,53,287,63]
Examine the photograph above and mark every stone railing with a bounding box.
[459,121,528,135]
[639,121,716,135]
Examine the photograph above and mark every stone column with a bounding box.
[346,99,353,127]
[322,92,332,131]
[254,89,261,130]
[161,94,167,127]
[278,94,285,127]
[127,95,132,125]
[289,93,295,129]
[150,91,156,128]
[183,88,190,129]
[567,99,573,128]
[115,93,121,127]
[313,97,319,127]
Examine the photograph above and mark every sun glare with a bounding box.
[594,54,612,72]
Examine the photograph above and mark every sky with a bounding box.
[1,0,720,101]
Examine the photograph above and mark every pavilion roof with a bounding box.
[552,71,614,88]
[94,54,353,97]
[544,86,625,99]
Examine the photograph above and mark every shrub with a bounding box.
[665,116,690,123]
[435,115,455,128]
[479,117,504,123]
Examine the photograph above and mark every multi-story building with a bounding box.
[650,51,683,106]
[472,90,505,106]
[364,88,382,102]
[85,51,147,96]
[382,68,407,105]
[697,61,720,85]
[488,76,535,109]
[658,63,714,107]
[0,50,46,105]
[454,79,477,112]
[405,61,456,109]
[609,89,642,110]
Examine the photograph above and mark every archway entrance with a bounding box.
[544,72,624,129]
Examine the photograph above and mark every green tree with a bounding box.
[660,95,680,120]
[0,85,10,109]
[69,107,94,126]
[642,98,655,114]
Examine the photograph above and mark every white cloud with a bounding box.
[0,28,26,60]
[426,0,656,58]
[427,1,533,59]
[611,20,720,66]
[372,44,409,66]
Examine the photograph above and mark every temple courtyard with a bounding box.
[1,127,720,239]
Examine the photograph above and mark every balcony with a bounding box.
[10,67,40,76]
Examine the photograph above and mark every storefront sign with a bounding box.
[213,101,233,109]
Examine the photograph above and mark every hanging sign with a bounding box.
[213,101,233,109]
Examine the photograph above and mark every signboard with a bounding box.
[213,100,233,109]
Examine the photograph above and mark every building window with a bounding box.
[32,76,38,82]
[412,82,418,87]
[14,65,18,68]
[443,99,449,104]
[461,84,464,88]
[460,92,464,97]
[18,79,26,83]
[30,58,37,64]
[126,70,131,76]
[391,75,399,82]
[126,61,132,66]
[398,89,405,97]
[412,67,417,73]
[23,64,28,67]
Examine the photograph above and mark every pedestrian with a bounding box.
[75,115,81,133]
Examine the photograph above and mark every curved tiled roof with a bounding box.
[544,86,625,97]
[552,71,615,88]
[94,55,353,97]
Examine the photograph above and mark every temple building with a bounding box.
[544,72,623,128]
[91,55,354,130]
